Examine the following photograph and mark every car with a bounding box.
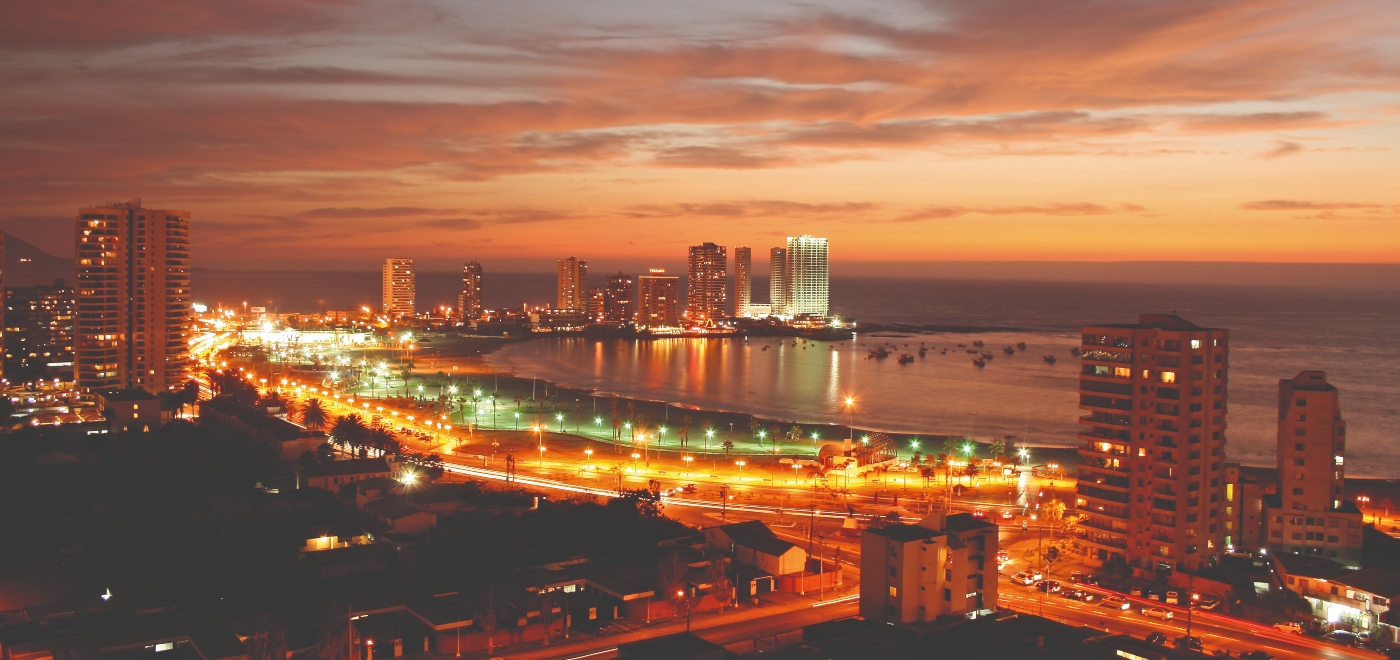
[1239,651,1274,660]
[1325,630,1360,647]
[1063,589,1096,602]
[1130,587,1144,597]
[1142,606,1174,620]
[1101,596,1131,610]
[997,551,1009,563]
[680,483,697,494]
[1035,580,1062,594]
[1146,589,1163,601]
[971,509,987,518]
[1011,572,1036,586]
[1273,622,1303,634]
[1146,632,1168,646]
[1083,574,1100,586]
[1001,510,1015,520]
[1069,571,1084,583]
[1165,590,1179,605]
[1176,635,1203,652]
[1195,596,1220,611]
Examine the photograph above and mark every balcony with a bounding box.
[1080,414,1131,427]
[1152,533,1176,544]
[1082,349,1133,364]
[1084,534,1129,550]
[1079,517,1128,534]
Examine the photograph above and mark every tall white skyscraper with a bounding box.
[558,256,587,311]
[768,247,788,315]
[786,235,829,317]
[734,246,752,317]
[382,258,416,317]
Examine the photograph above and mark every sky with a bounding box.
[3,0,1398,273]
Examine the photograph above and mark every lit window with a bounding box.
[889,586,898,597]
[1191,340,1202,349]
[1160,371,1177,383]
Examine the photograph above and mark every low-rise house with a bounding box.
[1273,552,1400,642]
[860,512,999,624]
[364,496,437,534]
[302,457,393,491]
[200,396,327,460]
[96,389,162,433]
[704,521,806,577]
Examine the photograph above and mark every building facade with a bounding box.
[768,247,787,315]
[860,512,998,624]
[557,256,588,312]
[733,246,752,318]
[1074,314,1230,573]
[382,258,416,317]
[685,242,727,322]
[4,283,75,382]
[457,261,483,321]
[586,287,605,323]
[603,272,635,323]
[1263,371,1362,567]
[636,269,679,328]
[785,235,829,317]
[75,199,192,393]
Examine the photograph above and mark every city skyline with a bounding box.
[2,1,1397,271]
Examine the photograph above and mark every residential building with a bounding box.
[768,247,787,315]
[458,261,483,321]
[364,496,437,534]
[785,235,829,317]
[382,258,415,316]
[558,256,587,311]
[1272,554,1400,642]
[604,272,635,323]
[75,199,192,392]
[685,242,727,321]
[1074,313,1230,573]
[636,269,679,327]
[734,246,752,317]
[1263,370,1363,567]
[860,512,998,624]
[95,388,162,432]
[586,286,606,322]
[4,282,75,382]
[200,395,328,460]
[0,232,4,384]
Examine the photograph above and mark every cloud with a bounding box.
[299,207,448,219]
[1259,140,1305,159]
[1240,200,1394,211]
[623,200,878,219]
[651,146,788,169]
[892,202,1146,223]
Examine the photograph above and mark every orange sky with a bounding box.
[2,0,1398,271]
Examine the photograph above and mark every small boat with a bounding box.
[1003,346,1015,355]
[972,340,984,347]
[981,353,995,361]
[972,358,986,368]
[941,349,948,354]
[868,347,890,359]
[918,347,928,357]
[1044,355,1057,364]
[1070,346,1081,356]
[1016,342,1027,350]
[898,354,915,364]
[957,344,967,348]
[966,349,978,354]
[762,346,769,350]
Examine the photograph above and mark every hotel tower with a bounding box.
[382,258,416,317]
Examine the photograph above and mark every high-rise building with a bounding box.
[457,261,483,321]
[604,272,635,323]
[1074,314,1230,573]
[786,235,829,317]
[0,232,5,384]
[558,257,587,311]
[382,258,415,317]
[586,287,605,323]
[686,242,727,322]
[768,247,787,316]
[4,283,75,382]
[75,199,192,392]
[636,269,679,328]
[860,512,999,624]
[1262,371,1362,567]
[734,246,752,317]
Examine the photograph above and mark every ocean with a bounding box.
[193,270,1400,476]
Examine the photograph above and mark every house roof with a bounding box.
[351,476,404,493]
[712,520,798,557]
[364,496,431,521]
[617,632,725,659]
[1273,553,1352,580]
[99,388,159,402]
[304,457,391,478]
[201,396,325,442]
[942,512,998,532]
[867,524,940,543]
[1334,568,1400,598]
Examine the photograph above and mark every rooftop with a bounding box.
[363,496,429,521]
[99,388,159,402]
[1334,568,1400,598]
[710,520,798,557]
[617,631,726,659]
[866,524,940,543]
[304,457,392,478]
[941,512,999,533]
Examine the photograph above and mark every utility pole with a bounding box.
[808,504,816,554]
[719,485,730,522]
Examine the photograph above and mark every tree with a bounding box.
[964,461,979,484]
[298,450,318,472]
[746,417,761,441]
[920,466,936,488]
[706,555,732,611]
[656,550,684,601]
[787,424,803,443]
[312,603,352,660]
[943,436,960,459]
[330,414,369,452]
[245,612,288,660]
[721,440,735,458]
[989,437,1006,461]
[910,450,923,467]
[681,414,692,447]
[367,426,400,456]
[1044,498,1067,525]
[301,398,329,429]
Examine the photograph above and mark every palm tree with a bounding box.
[330,414,369,453]
[681,414,692,448]
[989,437,1006,462]
[302,398,329,429]
[367,426,399,456]
[911,450,923,467]
[920,465,936,488]
[747,417,762,441]
[787,424,803,443]
[721,440,734,458]
[964,461,979,485]
[1044,498,1066,525]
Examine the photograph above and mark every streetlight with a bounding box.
[683,455,693,474]
[793,463,801,484]
[843,396,856,442]
[631,452,641,472]
[659,426,667,446]
[538,445,546,468]
[595,417,603,435]
[736,460,746,480]
[584,448,594,466]
[1186,592,1200,641]
[705,428,714,449]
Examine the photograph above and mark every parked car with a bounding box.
[1101,596,1131,610]
[1273,622,1303,634]
[1069,571,1084,583]
[1063,589,1095,602]
[1146,632,1168,646]
[1035,580,1061,594]
[1325,630,1361,647]
[1130,587,1144,597]
[1146,589,1163,601]
[1239,651,1274,660]
[1165,590,1180,605]
[997,551,1009,564]
[971,509,987,518]
[1176,635,1203,652]
[1195,596,1220,611]
[1083,574,1100,586]
[1142,606,1174,620]
[1011,572,1036,586]
[1001,510,1015,520]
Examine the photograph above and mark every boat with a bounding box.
[981,353,995,361]
[1044,355,1057,364]
[918,347,929,357]
[1003,346,1015,355]
[868,346,890,359]
[972,340,985,347]
[1016,342,1027,350]
[966,349,979,354]
[1069,346,1081,356]
[941,349,948,354]
[957,344,967,348]
[898,354,915,364]
[972,358,986,368]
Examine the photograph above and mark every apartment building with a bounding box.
[860,512,998,624]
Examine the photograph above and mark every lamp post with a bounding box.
[1186,592,1200,641]
[736,460,746,480]
[584,448,593,467]
[538,444,546,468]
[631,452,641,472]
[705,429,714,450]
[1358,495,1372,523]
[683,455,693,475]
[844,396,856,442]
